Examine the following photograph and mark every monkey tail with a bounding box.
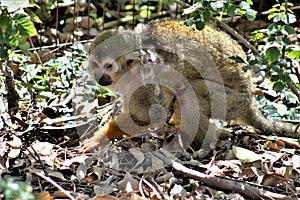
[247,97,298,138]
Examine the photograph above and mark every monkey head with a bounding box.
[87,51,143,90]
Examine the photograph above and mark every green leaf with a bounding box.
[202,10,211,22]
[189,11,199,19]
[7,24,19,37]
[271,75,280,82]
[283,13,296,24]
[267,36,276,43]
[17,18,37,36]
[273,82,285,92]
[185,18,194,26]
[273,13,282,22]
[252,32,264,41]
[0,45,8,60]
[195,21,205,30]
[280,25,295,35]
[266,7,278,15]
[8,38,18,47]
[13,13,28,21]
[26,9,42,24]
[245,8,257,21]
[281,74,291,83]
[265,47,280,64]
[246,0,253,5]
[281,37,291,46]
[139,9,151,19]
[267,23,278,34]
[18,42,30,55]
[227,6,238,16]
[239,1,250,10]
[124,5,133,10]
[232,146,262,162]
[286,50,300,59]
[0,14,11,28]
[267,12,277,20]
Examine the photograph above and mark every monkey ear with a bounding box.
[83,42,91,53]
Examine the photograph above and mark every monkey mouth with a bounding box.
[98,74,113,86]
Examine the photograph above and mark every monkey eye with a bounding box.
[91,61,98,68]
[104,63,113,70]
[126,59,134,66]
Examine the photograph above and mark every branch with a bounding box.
[215,20,259,55]
[172,161,294,200]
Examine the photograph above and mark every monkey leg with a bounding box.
[79,119,129,152]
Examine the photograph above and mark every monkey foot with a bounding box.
[79,133,110,153]
[78,121,128,153]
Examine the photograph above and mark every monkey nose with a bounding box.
[98,74,112,86]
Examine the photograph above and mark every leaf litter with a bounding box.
[0,47,300,199]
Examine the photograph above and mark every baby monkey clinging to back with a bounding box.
[80,19,297,152]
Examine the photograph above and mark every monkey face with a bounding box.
[87,56,119,89]
[87,53,142,90]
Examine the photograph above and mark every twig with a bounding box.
[171,161,295,200]
[287,82,300,101]
[142,178,162,199]
[215,20,259,55]
[294,122,300,138]
[29,169,76,200]
[139,176,147,199]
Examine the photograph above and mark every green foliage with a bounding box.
[125,0,159,20]
[183,0,298,97]
[0,2,38,61]
[249,1,298,94]
[183,0,257,29]
[0,177,35,200]
[180,0,299,120]
[13,44,87,103]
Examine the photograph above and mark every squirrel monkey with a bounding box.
[80,19,297,152]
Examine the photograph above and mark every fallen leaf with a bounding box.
[34,191,52,200]
[118,172,139,193]
[265,141,280,152]
[232,146,262,162]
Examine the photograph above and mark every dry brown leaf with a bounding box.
[241,167,259,178]
[242,135,249,145]
[34,191,52,200]
[265,141,280,152]
[276,140,285,149]
[52,191,70,199]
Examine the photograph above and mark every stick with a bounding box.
[171,161,295,200]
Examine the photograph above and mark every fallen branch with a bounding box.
[171,161,295,200]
